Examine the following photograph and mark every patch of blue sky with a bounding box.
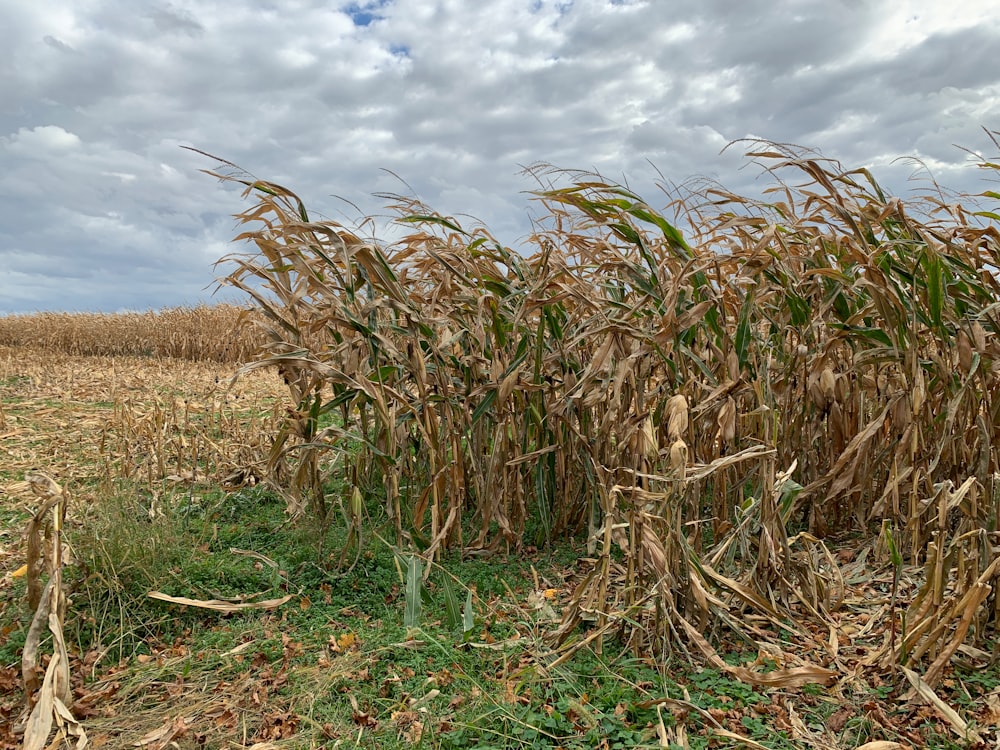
[343,0,392,27]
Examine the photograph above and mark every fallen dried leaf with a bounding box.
[147,591,292,612]
[901,666,983,745]
[133,715,189,748]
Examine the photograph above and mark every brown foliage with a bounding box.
[200,134,1000,669]
[0,304,263,362]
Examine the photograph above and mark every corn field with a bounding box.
[0,304,261,362]
[201,135,1000,676]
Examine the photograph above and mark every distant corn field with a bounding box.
[0,304,263,362]
[187,133,1000,671]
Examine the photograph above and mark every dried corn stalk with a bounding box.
[196,133,1000,665]
[20,474,88,750]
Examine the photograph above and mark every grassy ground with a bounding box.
[2,346,999,748]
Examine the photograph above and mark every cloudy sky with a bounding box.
[3,0,999,314]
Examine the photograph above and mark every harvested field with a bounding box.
[0,345,284,573]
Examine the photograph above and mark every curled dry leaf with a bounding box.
[133,716,190,749]
[724,664,837,689]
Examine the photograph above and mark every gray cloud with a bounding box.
[149,4,205,35]
[1,0,998,313]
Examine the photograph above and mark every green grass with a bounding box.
[48,483,663,745]
[0,477,990,747]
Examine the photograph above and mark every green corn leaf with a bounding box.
[607,222,642,247]
[923,250,944,331]
[778,480,803,524]
[371,365,401,382]
[250,181,279,198]
[626,205,692,258]
[852,326,893,347]
[398,214,469,235]
[786,291,811,327]
[463,590,475,635]
[831,291,851,323]
[483,278,512,297]
[882,521,902,570]
[441,575,462,631]
[734,290,755,372]
[404,555,423,630]
[678,342,717,384]
[471,390,497,425]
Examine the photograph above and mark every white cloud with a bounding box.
[4,125,82,154]
[0,0,998,312]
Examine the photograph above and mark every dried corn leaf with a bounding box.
[147,591,292,612]
[679,617,836,687]
[901,665,983,744]
[133,715,190,748]
[22,649,58,750]
[724,663,837,689]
